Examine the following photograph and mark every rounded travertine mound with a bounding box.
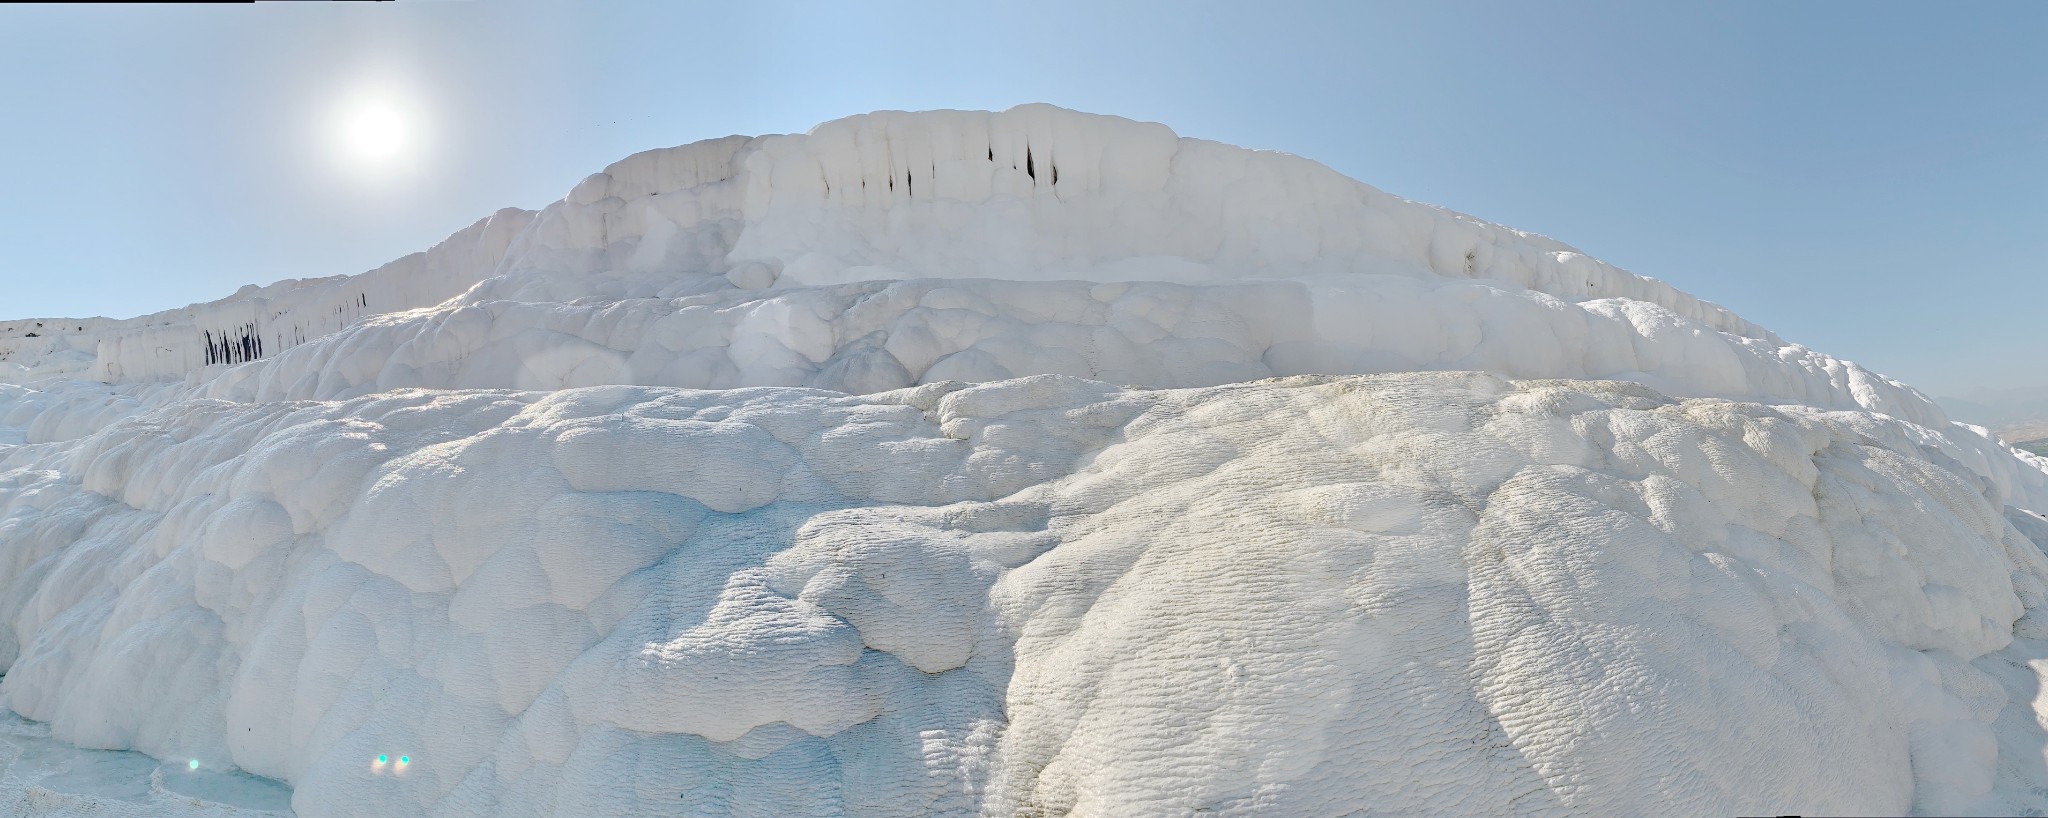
[479,105,1775,345]
[0,106,1945,432]
[3,105,2047,817]
[1,375,2046,815]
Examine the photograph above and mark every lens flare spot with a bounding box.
[188,759,199,770]
[397,755,410,766]
[376,754,388,765]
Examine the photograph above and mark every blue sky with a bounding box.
[1,0,2042,399]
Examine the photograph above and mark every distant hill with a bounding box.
[1941,386,2048,431]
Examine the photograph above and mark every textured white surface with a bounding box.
[1,106,2047,816]
[0,375,2045,816]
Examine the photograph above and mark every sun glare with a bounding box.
[327,89,425,177]
[344,102,406,162]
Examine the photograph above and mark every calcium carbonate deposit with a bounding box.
[2,105,2046,816]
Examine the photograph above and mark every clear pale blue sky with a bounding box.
[1,0,2042,398]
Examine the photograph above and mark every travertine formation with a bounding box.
[1,106,2045,816]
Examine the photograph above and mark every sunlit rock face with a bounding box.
[2,106,2047,817]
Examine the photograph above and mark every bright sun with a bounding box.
[328,92,421,175]
[343,102,406,162]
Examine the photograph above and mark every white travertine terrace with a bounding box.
[1,105,1938,426]
[1,106,2045,816]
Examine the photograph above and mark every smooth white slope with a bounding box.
[0,375,2045,816]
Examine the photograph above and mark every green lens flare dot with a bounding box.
[188,760,199,770]
[398,756,410,765]
[377,754,388,764]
